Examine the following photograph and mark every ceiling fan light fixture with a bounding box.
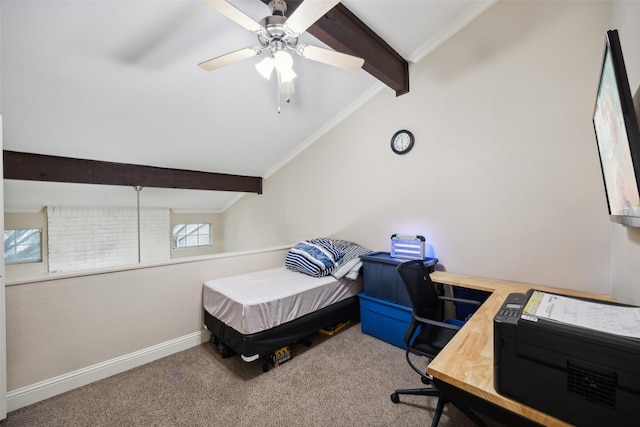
[255,56,275,79]
[273,50,296,82]
[274,50,293,70]
[277,67,297,83]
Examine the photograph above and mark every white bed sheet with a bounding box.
[203,267,362,335]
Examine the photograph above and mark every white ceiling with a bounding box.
[1,0,494,211]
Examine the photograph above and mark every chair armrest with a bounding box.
[438,296,482,307]
[413,313,461,331]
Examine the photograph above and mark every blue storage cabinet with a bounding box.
[360,251,438,307]
[358,252,439,349]
[359,292,412,349]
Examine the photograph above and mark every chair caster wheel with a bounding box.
[390,393,400,404]
[422,376,430,385]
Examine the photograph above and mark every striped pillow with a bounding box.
[307,237,344,263]
[285,239,344,277]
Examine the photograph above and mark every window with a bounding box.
[4,228,43,264]
[172,224,211,248]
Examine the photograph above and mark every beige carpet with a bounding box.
[4,324,505,426]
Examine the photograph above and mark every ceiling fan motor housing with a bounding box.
[268,0,287,16]
[258,15,298,51]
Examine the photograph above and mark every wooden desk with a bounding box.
[427,271,615,427]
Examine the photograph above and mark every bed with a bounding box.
[203,238,371,365]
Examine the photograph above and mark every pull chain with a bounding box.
[276,73,281,114]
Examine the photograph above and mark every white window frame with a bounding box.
[172,223,212,249]
[4,228,43,264]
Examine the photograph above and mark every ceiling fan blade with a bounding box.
[297,45,364,72]
[198,47,261,71]
[201,0,263,33]
[284,0,340,36]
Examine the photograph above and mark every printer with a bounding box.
[494,289,640,426]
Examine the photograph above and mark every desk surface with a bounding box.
[427,271,615,427]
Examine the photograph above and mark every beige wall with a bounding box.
[5,247,288,391]
[224,0,612,294]
[610,1,640,305]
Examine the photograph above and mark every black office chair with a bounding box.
[390,259,487,427]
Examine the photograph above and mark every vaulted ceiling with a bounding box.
[1,0,495,211]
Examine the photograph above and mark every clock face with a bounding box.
[391,130,414,154]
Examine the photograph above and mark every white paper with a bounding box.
[523,290,640,339]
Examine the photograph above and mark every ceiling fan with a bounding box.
[198,0,365,108]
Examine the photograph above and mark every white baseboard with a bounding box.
[6,330,209,412]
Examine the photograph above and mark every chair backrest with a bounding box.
[397,259,443,321]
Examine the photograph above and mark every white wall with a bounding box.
[47,206,170,272]
[224,0,612,294]
[609,1,640,305]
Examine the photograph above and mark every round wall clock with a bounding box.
[390,130,414,155]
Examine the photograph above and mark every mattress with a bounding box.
[203,267,362,335]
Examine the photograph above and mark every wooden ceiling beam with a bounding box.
[262,0,409,96]
[3,151,263,194]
